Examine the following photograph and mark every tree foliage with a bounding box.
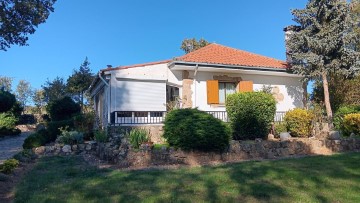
[32,89,45,114]
[47,96,80,121]
[0,0,56,51]
[180,38,210,53]
[287,0,360,127]
[0,89,16,113]
[16,79,33,109]
[42,77,66,102]
[67,57,94,111]
[0,76,12,92]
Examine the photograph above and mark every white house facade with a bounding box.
[89,44,305,127]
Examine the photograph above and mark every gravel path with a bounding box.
[0,132,32,164]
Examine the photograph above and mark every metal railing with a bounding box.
[111,110,286,125]
[111,111,166,125]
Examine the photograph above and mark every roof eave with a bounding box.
[169,61,291,73]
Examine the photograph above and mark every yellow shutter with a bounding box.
[207,80,219,104]
[239,81,253,92]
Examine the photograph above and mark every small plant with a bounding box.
[343,113,360,136]
[334,105,360,133]
[153,143,170,150]
[13,149,37,163]
[94,129,108,143]
[57,126,84,145]
[274,122,287,137]
[284,108,314,137]
[22,129,48,149]
[128,128,150,149]
[0,159,19,174]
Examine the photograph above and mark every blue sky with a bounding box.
[0,0,308,91]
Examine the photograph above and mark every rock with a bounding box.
[34,146,45,154]
[72,145,78,151]
[62,145,72,153]
[350,133,356,138]
[267,134,275,140]
[85,144,92,151]
[280,132,291,141]
[255,138,262,143]
[328,131,341,140]
[78,144,85,150]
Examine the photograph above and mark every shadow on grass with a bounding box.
[14,152,360,203]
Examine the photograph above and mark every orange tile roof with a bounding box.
[177,43,287,69]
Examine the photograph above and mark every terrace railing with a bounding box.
[111,110,286,125]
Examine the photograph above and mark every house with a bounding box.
[89,43,305,127]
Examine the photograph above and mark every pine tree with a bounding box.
[67,57,94,112]
[286,0,360,128]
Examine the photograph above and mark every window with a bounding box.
[219,82,236,104]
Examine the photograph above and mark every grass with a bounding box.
[14,153,360,203]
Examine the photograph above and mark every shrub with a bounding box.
[94,129,108,143]
[163,108,231,152]
[47,119,74,142]
[343,113,360,136]
[73,113,95,140]
[226,92,276,140]
[0,90,16,113]
[18,114,36,125]
[57,127,84,145]
[22,129,49,149]
[0,159,19,174]
[128,128,150,149]
[274,122,287,137]
[0,113,21,136]
[333,106,360,133]
[47,96,80,121]
[284,108,314,137]
[13,149,37,163]
[0,113,17,129]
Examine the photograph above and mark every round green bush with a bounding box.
[22,129,48,149]
[163,108,231,152]
[226,92,276,140]
[284,108,314,137]
[46,96,80,121]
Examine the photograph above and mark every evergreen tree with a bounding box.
[42,77,66,103]
[67,57,94,112]
[286,0,360,128]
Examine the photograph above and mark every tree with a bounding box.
[286,0,360,129]
[0,0,56,51]
[67,57,94,112]
[0,89,16,113]
[16,80,33,109]
[42,77,66,103]
[0,76,12,92]
[32,89,45,114]
[180,38,210,53]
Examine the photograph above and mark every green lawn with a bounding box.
[15,153,360,203]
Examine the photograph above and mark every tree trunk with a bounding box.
[322,71,333,129]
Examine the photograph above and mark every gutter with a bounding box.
[169,61,290,73]
[98,71,111,127]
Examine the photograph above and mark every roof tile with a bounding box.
[178,43,287,69]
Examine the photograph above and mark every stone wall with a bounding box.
[34,135,360,168]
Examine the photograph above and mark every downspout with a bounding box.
[193,64,199,108]
[98,72,111,127]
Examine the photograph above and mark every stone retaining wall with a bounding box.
[34,135,360,168]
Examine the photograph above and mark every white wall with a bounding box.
[192,71,303,112]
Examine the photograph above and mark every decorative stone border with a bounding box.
[33,134,360,168]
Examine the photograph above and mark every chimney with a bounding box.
[283,26,301,64]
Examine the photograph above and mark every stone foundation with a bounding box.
[34,136,360,168]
